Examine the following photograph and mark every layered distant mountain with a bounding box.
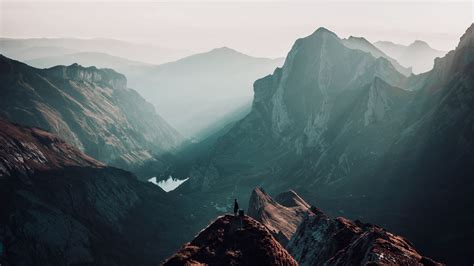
[0,37,191,65]
[341,36,412,76]
[121,47,284,137]
[374,40,446,74]
[0,55,183,169]
[163,215,298,266]
[26,51,150,70]
[0,119,205,265]
[173,24,474,264]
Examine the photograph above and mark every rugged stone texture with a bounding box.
[175,24,474,264]
[247,187,309,245]
[287,207,442,266]
[0,120,203,265]
[162,215,298,266]
[0,55,183,170]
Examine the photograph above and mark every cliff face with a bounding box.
[0,55,183,170]
[247,188,309,246]
[287,207,441,266]
[183,27,410,194]
[163,215,298,266]
[176,24,474,263]
[0,120,200,265]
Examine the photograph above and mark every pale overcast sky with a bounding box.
[0,1,472,58]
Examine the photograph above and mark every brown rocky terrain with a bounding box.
[0,119,205,265]
[287,206,442,265]
[163,215,298,266]
[247,187,310,245]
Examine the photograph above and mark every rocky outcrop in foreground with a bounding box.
[287,206,442,265]
[163,215,298,266]
[247,187,310,245]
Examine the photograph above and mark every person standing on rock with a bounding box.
[233,199,239,216]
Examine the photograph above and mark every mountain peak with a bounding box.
[347,35,369,43]
[409,40,430,48]
[288,205,442,265]
[309,27,338,38]
[275,190,311,209]
[312,27,335,35]
[248,188,310,245]
[210,46,241,54]
[163,214,297,265]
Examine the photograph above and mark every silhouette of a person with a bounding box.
[233,199,239,216]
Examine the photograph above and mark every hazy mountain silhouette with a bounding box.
[342,36,412,76]
[120,47,284,137]
[26,51,150,70]
[374,40,446,74]
[0,37,191,65]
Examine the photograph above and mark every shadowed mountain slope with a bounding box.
[0,55,183,170]
[0,119,206,265]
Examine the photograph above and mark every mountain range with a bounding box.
[374,40,446,74]
[0,37,190,65]
[169,24,474,264]
[0,55,183,170]
[0,119,211,265]
[245,188,440,265]
[1,21,473,265]
[14,46,283,138]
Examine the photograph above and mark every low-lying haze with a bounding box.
[1,1,472,58]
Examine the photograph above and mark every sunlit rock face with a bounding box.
[287,207,441,266]
[0,56,183,170]
[0,120,200,265]
[247,187,310,246]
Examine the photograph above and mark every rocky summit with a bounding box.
[162,215,298,266]
[287,207,441,266]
